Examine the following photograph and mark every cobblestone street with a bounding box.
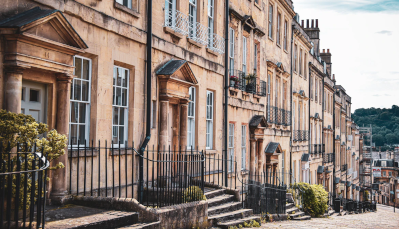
[263,205,399,228]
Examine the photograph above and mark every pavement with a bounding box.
[261,204,399,228]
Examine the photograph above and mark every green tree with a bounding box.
[373,134,385,146]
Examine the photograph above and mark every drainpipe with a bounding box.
[322,77,325,188]
[289,23,294,185]
[308,64,311,182]
[224,0,229,186]
[138,0,152,202]
[333,88,336,198]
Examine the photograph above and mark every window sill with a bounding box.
[114,2,140,18]
[268,36,274,42]
[206,48,220,56]
[164,26,184,39]
[205,149,217,155]
[254,2,262,10]
[277,43,282,49]
[187,37,204,48]
[284,49,289,54]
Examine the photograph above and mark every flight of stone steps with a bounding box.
[285,203,311,221]
[205,189,261,228]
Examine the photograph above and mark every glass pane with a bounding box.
[79,103,86,123]
[119,108,125,125]
[75,57,82,79]
[74,80,81,100]
[112,126,118,142]
[116,88,122,106]
[122,89,127,107]
[113,107,118,125]
[70,102,78,123]
[117,67,122,86]
[124,69,129,87]
[70,83,73,99]
[113,67,117,86]
[112,87,116,105]
[119,126,124,143]
[70,124,78,145]
[30,89,40,102]
[79,125,85,144]
[82,59,90,80]
[82,81,89,102]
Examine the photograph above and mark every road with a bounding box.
[262,204,399,228]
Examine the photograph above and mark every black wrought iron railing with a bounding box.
[229,69,266,97]
[267,105,292,126]
[0,143,49,229]
[293,130,309,141]
[324,153,334,163]
[341,164,347,172]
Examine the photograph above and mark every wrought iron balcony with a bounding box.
[341,164,347,172]
[323,153,334,163]
[207,33,225,54]
[164,10,189,35]
[188,21,208,45]
[293,130,309,142]
[229,69,266,97]
[267,105,292,126]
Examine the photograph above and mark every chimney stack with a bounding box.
[306,19,309,28]
[327,49,330,53]
[316,19,318,28]
[301,20,304,27]
[323,49,325,53]
[311,19,314,28]
[333,74,335,80]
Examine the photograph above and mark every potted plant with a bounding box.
[244,73,257,93]
[230,75,239,88]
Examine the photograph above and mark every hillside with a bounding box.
[352,105,399,147]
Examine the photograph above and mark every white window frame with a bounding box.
[165,0,177,27]
[112,66,130,147]
[189,0,197,38]
[299,49,303,75]
[294,44,298,72]
[277,12,281,45]
[206,91,214,149]
[188,87,196,149]
[242,36,247,74]
[228,123,234,172]
[284,20,288,50]
[229,28,235,73]
[207,0,215,47]
[241,125,247,170]
[254,43,257,74]
[116,0,132,9]
[268,4,273,39]
[69,56,92,146]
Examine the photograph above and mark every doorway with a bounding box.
[21,80,47,123]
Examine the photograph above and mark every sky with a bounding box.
[293,0,399,111]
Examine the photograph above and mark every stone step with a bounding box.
[216,216,261,229]
[286,203,295,209]
[208,209,253,225]
[118,221,160,229]
[292,215,311,221]
[208,202,243,216]
[207,194,236,208]
[205,189,226,199]
[289,211,305,219]
[46,207,139,229]
[286,207,299,214]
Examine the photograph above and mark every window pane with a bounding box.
[79,103,86,123]
[82,81,89,102]
[113,67,117,86]
[113,107,118,125]
[30,89,40,102]
[119,108,125,125]
[124,69,129,87]
[122,88,127,106]
[117,67,123,86]
[113,87,116,105]
[79,125,85,143]
[116,87,122,105]
[74,80,81,100]
[71,102,78,123]
[70,124,78,145]
[75,57,82,78]
[82,59,90,80]
[113,126,118,143]
[119,126,124,143]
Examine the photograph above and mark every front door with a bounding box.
[21,80,47,123]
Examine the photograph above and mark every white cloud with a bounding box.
[377,30,393,35]
[294,0,399,110]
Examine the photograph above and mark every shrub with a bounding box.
[182,186,206,203]
[0,110,67,209]
[291,182,328,217]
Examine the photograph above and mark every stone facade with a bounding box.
[0,0,362,205]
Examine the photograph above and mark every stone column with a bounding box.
[250,139,257,176]
[180,100,189,149]
[257,140,263,174]
[4,67,24,113]
[159,99,169,148]
[266,164,271,183]
[51,73,73,204]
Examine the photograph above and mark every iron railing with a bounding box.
[324,153,334,163]
[341,164,347,172]
[189,21,208,45]
[267,106,292,126]
[164,9,189,35]
[241,172,287,215]
[207,33,225,54]
[68,142,206,208]
[293,130,309,141]
[229,70,266,97]
[0,143,49,229]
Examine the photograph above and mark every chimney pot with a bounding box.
[307,19,309,28]
[316,19,319,28]
[301,20,304,27]
[327,49,330,53]
[323,49,325,53]
[311,19,314,28]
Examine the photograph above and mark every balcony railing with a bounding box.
[164,9,189,35]
[207,33,225,54]
[324,153,334,163]
[229,69,266,97]
[267,105,292,126]
[310,144,325,155]
[189,21,208,45]
[293,130,309,142]
[341,164,347,172]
